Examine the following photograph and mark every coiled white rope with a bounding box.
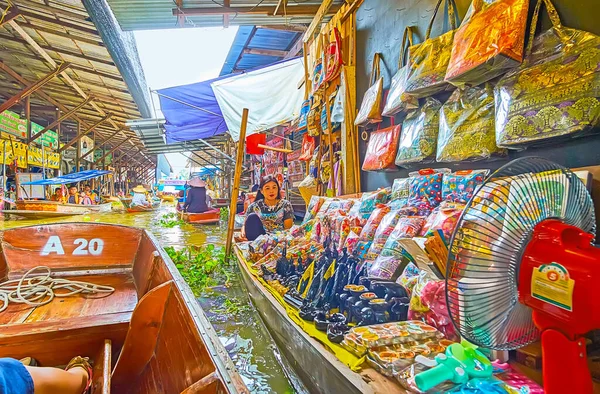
[0,266,115,313]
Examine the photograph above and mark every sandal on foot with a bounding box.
[65,356,93,393]
[19,357,38,367]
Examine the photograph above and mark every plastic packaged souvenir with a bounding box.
[368,217,427,280]
[408,272,458,340]
[315,198,334,218]
[442,170,487,203]
[495,0,600,148]
[395,99,442,166]
[437,86,505,162]
[358,189,390,219]
[391,178,410,204]
[404,0,459,98]
[341,321,442,357]
[420,202,465,241]
[358,206,391,243]
[408,169,448,216]
[397,262,422,296]
[365,209,406,260]
[445,0,529,87]
[367,338,455,378]
[396,360,464,393]
[327,198,356,212]
[382,26,419,117]
[362,125,401,171]
[302,196,325,224]
[355,53,383,126]
[344,230,361,253]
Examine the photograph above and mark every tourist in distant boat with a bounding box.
[242,176,293,241]
[82,184,98,205]
[131,185,150,207]
[183,177,211,214]
[66,186,79,204]
[0,356,92,394]
[51,187,65,203]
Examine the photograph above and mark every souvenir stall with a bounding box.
[232,0,600,393]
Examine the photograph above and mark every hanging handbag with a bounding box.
[495,0,600,148]
[405,0,459,98]
[362,124,402,171]
[354,53,384,126]
[445,0,529,87]
[297,99,310,132]
[395,98,442,166]
[437,84,505,162]
[324,27,343,83]
[383,26,419,117]
[321,89,341,133]
[331,79,345,123]
[299,134,316,162]
[307,97,322,137]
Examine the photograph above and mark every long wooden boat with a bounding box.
[120,198,161,213]
[0,223,248,394]
[182,210,220,224]
[233,244,405,394]
[15,200,112,213]
[1,210,88,220]
[159,194,176,203]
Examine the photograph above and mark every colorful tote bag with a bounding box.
[495,0,600,148]
[362,125,402,171]
[405,0,459,98]
[355,53,384,126]
[383,26,419,117]
[324,27,343,83]
[395,98,442,166]
[297,99,310,132]
[445,0,529,87]
[437,85,505,162]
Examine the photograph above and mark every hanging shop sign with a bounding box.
[80,136,94,162]
[45,152,60,169]
[0,111,27,139]
[27,146,43,166]
[25,146,60,169]
[30,123,59,149]
[0,139,28,168]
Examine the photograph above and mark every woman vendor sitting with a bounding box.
[131,185,150,207]
[242,176,294,241]
[183,177,212,213]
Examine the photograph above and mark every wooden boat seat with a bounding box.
[0,273,137,363]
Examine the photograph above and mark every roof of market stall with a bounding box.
[220,25,302,75]
[21,169,111,185]
[105,0,346,31]
[0,0,155,166]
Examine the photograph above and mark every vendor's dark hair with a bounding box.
[255,175,280,201]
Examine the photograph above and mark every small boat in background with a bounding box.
[182,210,220,224]
[0,223,248,393]
[1,209,88,220]
[159,194,176,203]
[120,197,161,213]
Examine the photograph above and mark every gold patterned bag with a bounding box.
[395,98,442,166]
[495,0,600,148]
[405,0,459,98]
[355,53,384,126]
[437,85,505,162]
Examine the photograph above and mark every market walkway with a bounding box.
[0,206,307,394]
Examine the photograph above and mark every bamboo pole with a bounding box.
[225,108,249,260]
[324,88,336,196]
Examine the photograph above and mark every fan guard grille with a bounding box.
[446,157,595,350]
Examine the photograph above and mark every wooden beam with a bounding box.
[0,7,21,28]
[175,0,184,28]
[223,0,230,28]
[303,0,334,42]
[16,22,105,47]
[0,62,70,114]
[284,36,304,59]
[15,9,98,36]
[256,24,307,33]
[8,19,152,164]
[95,138,127,165]
[225,108,249,259]
[59,113,112,153]
[274,0,286,16]
[243,48,288,58]
[28,96,92,143]
[172,4,340,16]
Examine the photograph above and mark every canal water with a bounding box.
[0,205,307,394]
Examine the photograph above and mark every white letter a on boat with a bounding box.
[41,236,65,256]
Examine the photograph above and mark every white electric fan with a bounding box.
[446,157,600,394]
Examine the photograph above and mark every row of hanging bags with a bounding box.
[382,26,419,117]
[445,0,530,87]
[495,0,600,148]
[355,53,384,126]
[404,0,459,98]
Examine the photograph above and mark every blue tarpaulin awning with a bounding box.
[21,170,112,185]
[157,75,230,144]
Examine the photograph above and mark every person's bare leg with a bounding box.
[25,365,87,394]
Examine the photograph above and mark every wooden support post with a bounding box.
[75,122,81,172]
[59,113,112,153]
[80,129,120,160]
[0,63,70,114]
[24,97,31,142]
[28,97,92,143]
[0,7,21,28]
[95,138,127,165]
[324,88,336,196]
[223,0,230,28]
[225,108,249,260]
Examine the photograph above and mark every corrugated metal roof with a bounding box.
[220,26,301,76]
[105,0,344,31]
